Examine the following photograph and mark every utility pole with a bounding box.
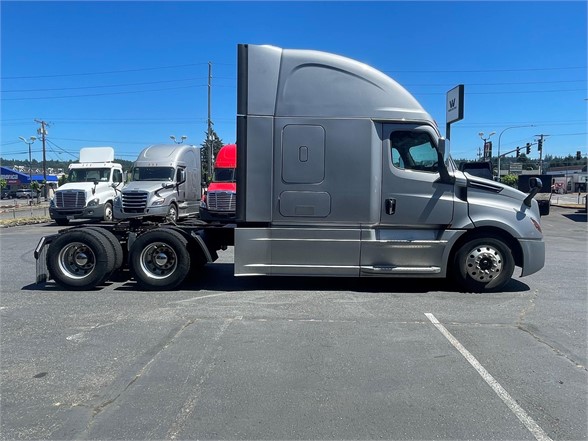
[207,61,213,181]
[34,119,49,200]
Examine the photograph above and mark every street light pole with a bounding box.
[497,125,535,182]
[18,136,37,185]
[170,135,187,145]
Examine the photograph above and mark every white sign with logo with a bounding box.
[446,85,464,124]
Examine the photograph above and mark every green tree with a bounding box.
[501,174,518,188]
[0,178,6,190]
[200,129,224,184]
[30,180,41,203]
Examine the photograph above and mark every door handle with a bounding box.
[385,198,396,215]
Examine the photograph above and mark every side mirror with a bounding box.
[529,177,542,189]
[523,178,543,207]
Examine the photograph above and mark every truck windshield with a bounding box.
[213,168,236,182]
[68,168,111,183]
[132,167,175,181]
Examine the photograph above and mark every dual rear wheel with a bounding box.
[47,227,123,290]
[47,227,197,291]
[128,229,191,290]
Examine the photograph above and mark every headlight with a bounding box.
[87,198,100,207]
[151,198,165,206]
[49,198,55,207]
[114,196,122,207]
[200,200,207,208]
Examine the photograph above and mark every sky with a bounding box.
[1,1,586,165]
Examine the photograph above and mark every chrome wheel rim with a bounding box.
[58,242,96,279]
[465,244,503,282]
[168,206,177,222]
[140,242,178,279]
[104,206,113,221]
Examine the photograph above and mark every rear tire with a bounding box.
[129,228,190,290]
[452,235,515,293]
[47,229,115,289]
[84,227,124,274]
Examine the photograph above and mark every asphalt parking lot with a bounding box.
[0,206,586,440]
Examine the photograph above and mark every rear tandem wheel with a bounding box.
[46,228,116,289]
[128,228,191,290]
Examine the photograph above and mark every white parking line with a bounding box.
[425,313,553,441]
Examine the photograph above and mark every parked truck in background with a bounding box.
[199,143,237,222]
[113,144,201,222]
[49,147,124,226]
[35,44,545,293]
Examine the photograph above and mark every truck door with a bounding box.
[359,124,455,275]
[380,124,454,226]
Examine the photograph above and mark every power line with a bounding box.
[384,66,586,74]
[414,88,586,96]
[1,62,209,80]
[1,84,207,101]
[46,139,78,159]
[404,79,585,87]
[1,77,209,93]
[51,137,157,145]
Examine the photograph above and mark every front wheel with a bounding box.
[103,202,114,222]
[129,228,191,290]
[452,235,515,292]
[166,203,178,223]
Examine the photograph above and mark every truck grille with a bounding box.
[208,191,236,212]
[55,191,86,209]
[121,191,148,213]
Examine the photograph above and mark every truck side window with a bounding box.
[113,169,122,183]
[390,131,439,173]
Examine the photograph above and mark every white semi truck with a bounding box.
[49,147,124,226]
[35,44,545,293]
[114,144,201,222]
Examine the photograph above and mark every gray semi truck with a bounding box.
[113,144,201,222]
[34,44,545,293]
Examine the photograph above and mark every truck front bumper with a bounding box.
[50,205,106,220]
[519,238,545,277]
[199,207,236,222]
[114,205,169,219]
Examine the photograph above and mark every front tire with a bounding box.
[129,228,191,290]
[103,202,114,222]
[166,203,178,223]
[452,235,515,292]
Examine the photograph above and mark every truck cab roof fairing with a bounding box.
[239,44,434,122]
